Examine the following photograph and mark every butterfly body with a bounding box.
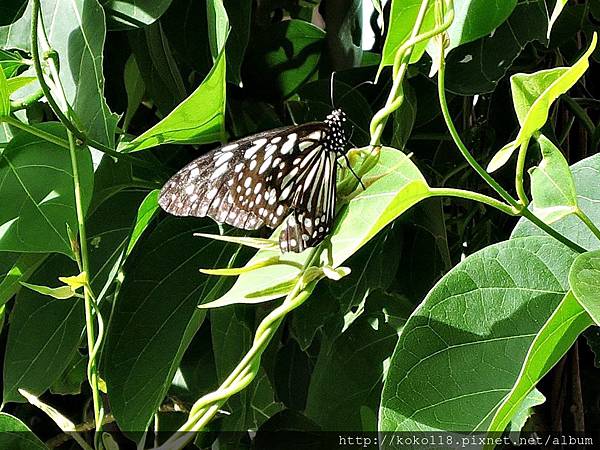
[159,109,348,253]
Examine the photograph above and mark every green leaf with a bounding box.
[127,23,185,118]
[19,389,83,435]
[484,292,592,440]
[378,0,435,75]
[0,49,27,78]
[274,339,311,410]
[2,188,144,404]
[0,253,46,308]
[0,412,47,450]
[6,75,36,94]
[548,0,568,39]
[391,82,416,151]
[88,189,149,293]
[509,389,546,432]
[3,255,83,404]
[209,147,429,307]
[211,305,283,440]
[104,0,173,30]
[444,0,548,95]
[322,0,362,69]
[123,54,145,132]
[125,189,159,256]
[44,0,119,148]
[513,153,600,251]
[511,69,567,125]
[487,34,597,172]
[244,20,325,99]
[207,0,228,63]
[104,218,240,432]
[49,351,86,395]
[19,282,76,299]
[380,236,577,432]
[0,1,28,27]
[444,0,516,52]
[569,250,600,325]
[0,65,9,116]
[223,0,251,85]
[0,123,93,257]
[529,135,578,223]
[306,292,410,430]
[0,1,31,50]
[122,49,226,152]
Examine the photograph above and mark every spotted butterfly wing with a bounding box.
[159,109,348,253]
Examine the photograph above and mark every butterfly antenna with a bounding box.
[343,153,366,190]
[337,80,375,105]
[330,71,336,109]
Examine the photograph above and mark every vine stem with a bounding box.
[435,1,586,254]
[368,0,454,150]
[161,250,322,450]
[1,115,70,148]
[515,140,530,205]
[31,0,104,438]
[428,188,517,215]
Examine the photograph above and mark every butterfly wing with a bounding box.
[158,123,334,240]
[279,148,338,252]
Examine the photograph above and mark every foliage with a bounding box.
[0,0,599,448]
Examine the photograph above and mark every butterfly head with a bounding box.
[324,109,348,153]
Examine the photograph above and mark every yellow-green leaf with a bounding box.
[487,33,597,172]
[122,50,226,152]
[19,282,75,300]
[529,135,578,223]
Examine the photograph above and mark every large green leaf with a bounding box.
[380,236,577,432]
[203,147,429,308]
[122,54,145,132]
[0,253,46,308]
[0,123,93,257]
[2,188,146,404]
[1,1,117,141]
[0,1,28,27]
[43,0,119,148]
[569,250,600,325]
[529,135,578,224]
[104,218,240,432]
[0,412,47,450]
[443,0,516,52]
[244,20,325,99]
[322,0,362,69]
[444,0,548,95]
[223,0,251,85]
[121,50,226,152]
[104,0,173,30]
[2,255,83,404]
[513,153,600,251]
[487,34,597,172]
[378,0,435,74]
[484,292,592,440]
[305,291,410,430]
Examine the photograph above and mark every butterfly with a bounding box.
[158,109,350,253]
